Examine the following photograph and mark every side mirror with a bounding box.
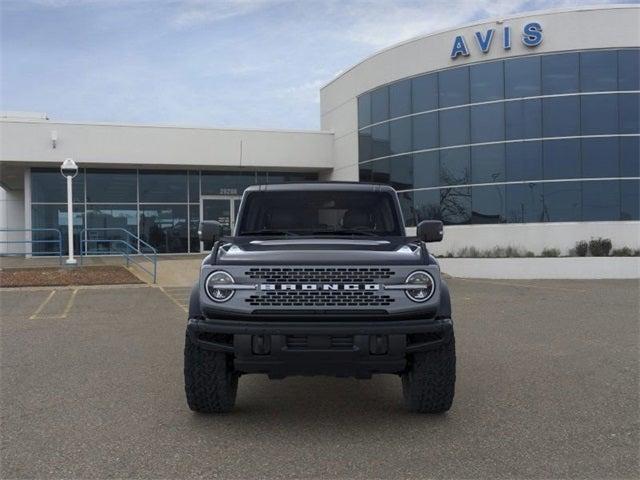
[199,221,223,250]
[417,220,443,242]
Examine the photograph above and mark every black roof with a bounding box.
[244,182,397,193]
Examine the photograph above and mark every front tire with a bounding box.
[401,332,456,413]
[184,331,238,413]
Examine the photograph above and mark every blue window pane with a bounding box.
[412,112,438,151]
[620,137,640,177]
[582,180,620,221]
[440,147,470,185]
[505,56,541,98]
[470,103,504,143]
[413,189,441,223]
[31,204,84,255]
[621,179,640,220]
[439,67,469,107]
[372,158,390,184]
[582,138,619,178]
[506,183,544,223]
[139,170,187,203]
[413,152,440,189]
[188,171,199,202]
[619,93,639,134]
[506,142,543,182]
[358,94,371,128]
[31,168,85,203]
[619,49,640,91]
[86,169,137,203]
[390,79,411,118]
[543,181,581,222]
[580,51,618,92]
[140,205,188,253]
[86,205,138,253]
[470,61,504,102]
[581,94,618,135]
[542,53,579,94]
[543,96,580,137]
[370,86,389,123]
[398,191,415,227]
[412,73,438,113]
[506,99,542,140]
[439,108,469,147]
[440,187,471,225]
[389,117,412,155]
[359,128,373,162]
[371,123,390,158]
[389,155,413,191]
[471,144,505,183]
[543,139,580,180]
[471,185,505,224]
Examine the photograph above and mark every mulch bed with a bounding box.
[0,266,143,288]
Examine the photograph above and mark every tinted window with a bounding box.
[359,128,373,162]
[506,183,544,223]
[189,204,200,252]
[618,49,640,91]
[439,108,470,147]
[542,53,579,94]
[359,164,373,183]
[619,93,639,134]
[413,151,440,188]
[86,204,138,254]
[472,185,505,224]
[390,79,411,118]
[580,51,618,92]
[139,170,187,203]
[620,137,640,177]
[398,191,415,226]
[389,155,413,191]
[581,137,619,178]
[470,61,504,102]
[370,86,389,123]
[412,112,438,151]
[621,179,640,220]
[372,158,390,184]
[358,94,372,128]
[439,67,469,107]
[582,180,620,221]
[543,181,581,222]
[31,168,84,203]
[31,204,84,255]
[140,205,188,253]
[543,96,580,137]
[471,103,504,143]
[506,99,542,140]
[370,123,390,158]
[471,144,505,183]
[543,139,580,180]
[505,56,541,98]
[440,147,470,185]
[413,189,441,223]
[389,117,412,155]
[201,171,254,195]
[506,142,543,182]
[440,187,471,225]
[581,94,618,135]
[412,73,438,113]
[188,171,199,202]
[86,169,136,203]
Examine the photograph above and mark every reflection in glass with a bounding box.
[619,93,639,134]
[583,181,620,221]
[412,73,438,113]
[580,51,617,92]
[439,67,469,107]
[471,185,505,224]
[470,61,504,102]
[372,158,391,184]
[505,56,541,98]
[371,86,389,123]
[413,189,441,223]
[359,164,373,183]
[470,103,504,143]
[86,169,137,203]
[618,49,640,91]
[358,94,371,128]
[621,180,640,220]
[188,171,200,202]
[581,94,618,135]
[542,52,579,94]
[505,99,542,140]
[139,170,188,203]
[439,108,469,147]
[471,144,505,183]
[389,117,412,155]
[506,142,543,182]
[413,152,440,189]
[506,183,544,223]
[543,96,580,137]
[371,123,390,158]
[440,147,470,186]
[189,205,200,253]
[412,112,438,151]
[140,205,188,253]
[582,137,619,178]
[398,191,415,226]
[543,139,580,180]
[620,137,640,177]
[390,79,411,118]
[31,204,84,255]
[86,205,138,254]
[542,182,581,222]
[359,128,373,162]
[440,187,471,225]
[31,168,85,203]
[389,155,413,191]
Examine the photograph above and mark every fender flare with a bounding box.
[437,280,452,320]
[188,282,203,319]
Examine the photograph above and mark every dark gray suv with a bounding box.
[185,183,455,413]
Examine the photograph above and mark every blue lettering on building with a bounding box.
[451,22,542,59]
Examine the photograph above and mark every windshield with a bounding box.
[236,190,403,236]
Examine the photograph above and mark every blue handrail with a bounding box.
[0,228,63,264]
[79,228,157,283]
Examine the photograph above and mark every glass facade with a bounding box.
[357,48,640,226]
[31,168,317,254]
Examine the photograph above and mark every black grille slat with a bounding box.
[245,267,394,284]
[246,291,394,307]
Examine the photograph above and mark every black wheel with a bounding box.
[184,331,238,413]
[401,332,456,413]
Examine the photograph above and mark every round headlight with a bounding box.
[205,271,235,302]
[405,271,435,302]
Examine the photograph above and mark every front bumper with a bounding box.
[187,317,453,378]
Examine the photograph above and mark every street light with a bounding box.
[60,158,78,265]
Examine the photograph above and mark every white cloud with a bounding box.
[170,0,288,29]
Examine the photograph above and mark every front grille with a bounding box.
[246,290,395,307]
[245,267,395,283]
[285,335,354,350]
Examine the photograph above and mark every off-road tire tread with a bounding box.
[402,333,456,413]
[184,332,238,413]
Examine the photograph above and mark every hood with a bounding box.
[209,236,425,266]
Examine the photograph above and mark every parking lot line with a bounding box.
[158,286,188,313]
[29,290,56,320]
[29,289,79,320]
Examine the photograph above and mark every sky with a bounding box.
[1,0,636,130]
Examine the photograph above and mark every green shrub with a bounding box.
[541,248,560,257]
[574,240,589,257]
[610,247,640,257]
[589,237,612,257]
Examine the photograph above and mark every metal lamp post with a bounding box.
[60,158,78,265]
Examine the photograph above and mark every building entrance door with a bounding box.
[200,195,241,251]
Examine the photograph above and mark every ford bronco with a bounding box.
[185,183,455,413]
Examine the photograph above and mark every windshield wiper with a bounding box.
[310,229,380,237]
[240,229,299,236]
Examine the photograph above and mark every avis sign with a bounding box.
[450,22,543,59]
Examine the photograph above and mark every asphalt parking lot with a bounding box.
[1,278,638,479]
